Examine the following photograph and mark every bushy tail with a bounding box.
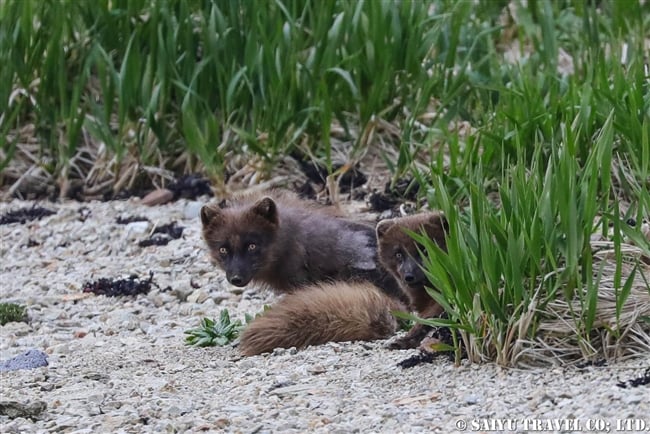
[239,282,406,356]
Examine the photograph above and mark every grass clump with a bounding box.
[0,302,27,325]
[412,62,650,366]
[0,0,448,196]
[419,145,650,366]
[391,0,650,367]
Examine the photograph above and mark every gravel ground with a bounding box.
[1,198,649,434]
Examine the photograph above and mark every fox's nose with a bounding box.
[229,275,244,286]
[404,273,416,283]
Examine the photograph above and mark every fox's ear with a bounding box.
[200,204,223,226]
[376,219,395,239]
[251,197,278,225]
[217,198,229,209]
[424,212,448,247]
[425,212,447,229]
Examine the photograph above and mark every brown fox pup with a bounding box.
[200,191,404,301]
[239,282,407,356]
[376,212,448,349]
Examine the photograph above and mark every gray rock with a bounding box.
[0,349,48,372]
[0,400,46,419]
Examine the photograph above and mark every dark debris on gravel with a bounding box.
[617,367,650,389]
[291,151,368,194]
[138,222,184,247]
[116,215,150,225]
[397,351,438,369]
[82,271,156,297]
[104,173,212,202]
[368,178,420,212]
[397,319,459,368]
[167,173,213,200]
[0,205,57,225]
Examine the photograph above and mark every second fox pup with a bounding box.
[377,212,448,349]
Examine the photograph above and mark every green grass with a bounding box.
[407,7,650,363]
[2,0,649,365]
[0,302,27,325]
[0,0,450,189]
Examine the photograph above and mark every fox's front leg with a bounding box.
[388,303,444,349]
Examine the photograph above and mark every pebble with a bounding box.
[124,221,150,235]
[183,201,203,220]
[0,198,648,433]
[186,289,209,304]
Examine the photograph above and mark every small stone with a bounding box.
[167,405,183,417]
[308,364,327,375]
[202,298,216,307]
[48,342,71,354]
[0,400,46,419]
[171,285,194,302]
[106,310,139,330]
[214,418,231,429]
[187,290,209,304]
[125,221,151,235]
[183,201,203,220]
[40,383,56,392]
[621,393,642,405]
[141,189,174,206]
[147,294,165,307]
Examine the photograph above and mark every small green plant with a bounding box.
[184,309,254,347]
[184,310,243,347]
[392,313,414,332]
[0,302,27,325]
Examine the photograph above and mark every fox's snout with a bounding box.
[227,273,251,287]
[403,272,417,283]
[399,257,425,286]
[224,254,256,287]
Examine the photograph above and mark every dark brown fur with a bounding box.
[239,282,407,356]
[200,191,404,301]
[376,212,448,349]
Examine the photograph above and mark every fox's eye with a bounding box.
[247,243,256,251]
[395,251,403,260]
[219,247,228,256]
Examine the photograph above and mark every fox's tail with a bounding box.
[239,282,406,356]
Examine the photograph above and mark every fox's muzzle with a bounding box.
[227,274,250,287]
[399,257,425,286]
[225,255,255,287]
